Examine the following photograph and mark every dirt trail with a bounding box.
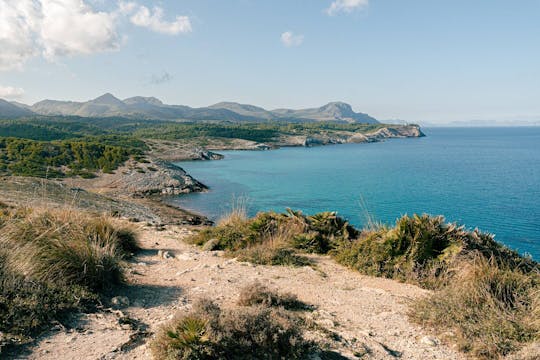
[24,225,464,360]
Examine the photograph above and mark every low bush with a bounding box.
[189,209,355,267]
[0,208,138,290]
[150,299,315,360]
[0,206,139,351]
[0,255,97,348]
[410,256,539,358]
[238,282,312,311]
[332,214,536,289]
[236,246,312,267]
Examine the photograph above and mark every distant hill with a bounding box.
[0,99,35,118]
[0,94,379,124]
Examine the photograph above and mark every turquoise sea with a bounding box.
[170,127,540,259]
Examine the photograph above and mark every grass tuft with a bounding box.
[238,282,312,311]
[0,206,139,351]
[150,299,315,360]
[410,256,539,358]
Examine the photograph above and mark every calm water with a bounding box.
[170,127,540,259]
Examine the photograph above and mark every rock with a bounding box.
[176,253,192,261]
[162,251,173,259]
[111,296,130,309]
[420,335,439,346]
[202,238,219,251]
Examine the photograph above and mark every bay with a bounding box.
[170,127,540,259]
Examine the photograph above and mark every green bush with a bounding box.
[150,299,315,360]
[332,214,536,289]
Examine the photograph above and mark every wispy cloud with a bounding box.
[326,0,369,15]
[281,31,304,47]
[0,0,192,71]
[149,71,173,85]
[0,85,25,99]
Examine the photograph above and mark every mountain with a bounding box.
[0,94,380,124]
[208,102,274,120]
[0,99,35,118]
[272,102,377,123]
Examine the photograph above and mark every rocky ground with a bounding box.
[11,223,464,360]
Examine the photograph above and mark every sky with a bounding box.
[0,0,539,123]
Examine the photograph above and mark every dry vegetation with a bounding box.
[150,291,316,360]
[0,204,139,351]
[189,209,540,359]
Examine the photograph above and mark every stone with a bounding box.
[420,335,439,346]
[111,296,130,309]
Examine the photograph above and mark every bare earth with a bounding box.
[20,223,464,360]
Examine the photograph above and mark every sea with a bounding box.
[169,127,540,259]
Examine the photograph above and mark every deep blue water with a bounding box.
[170,127,540,259]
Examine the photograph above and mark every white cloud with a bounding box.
[0,0,192,71]
[326,0,369,15]
[129,5,192,35]
[281,31,304,47]
[39,0,120,59]
[0,85,25,99]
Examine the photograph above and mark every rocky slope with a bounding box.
[277,124,424,147]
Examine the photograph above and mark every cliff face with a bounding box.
[276,125,424,147]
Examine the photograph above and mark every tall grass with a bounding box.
[0,205,139,350]
[411,256,539,358]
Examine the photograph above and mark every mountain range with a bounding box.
[0,93,379,124]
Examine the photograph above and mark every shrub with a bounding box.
[188,209,355,267]
[410,256,540,358]
[150,299,315,360]
[236,246,312,267]
[0,255,97,349]
[0,208,138,291]
[238,282,311,311]
[0,206,139,351]
[332,214,536,289]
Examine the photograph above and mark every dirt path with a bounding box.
[24,225,464,360]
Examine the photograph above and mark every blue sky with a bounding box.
[0,0,539,123]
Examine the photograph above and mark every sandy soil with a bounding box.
[16,224,464,360]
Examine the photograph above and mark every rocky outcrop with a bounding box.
[279,125,424,148]
[125,159,207,197]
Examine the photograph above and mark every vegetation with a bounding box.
[0,205,138,350]
[190,208,357,267]
[150,298,316,360]
[238,282,312,311]
[189,210,539,359]
[411,256,539,358]
[0,136,145,177]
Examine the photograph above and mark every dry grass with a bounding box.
[411,256,540,358]
[0,207,138,290]
[238,282,313,311]
[150,299,315,360]
[0,205,139,351]
[189,209,355,267]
